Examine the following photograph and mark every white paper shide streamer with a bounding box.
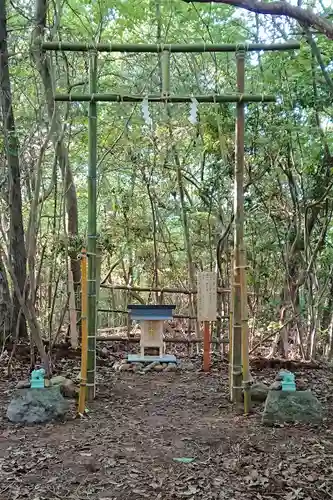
[141,97,153,127]
[188,97,198,125]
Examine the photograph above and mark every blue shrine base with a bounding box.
[127,354,177,364]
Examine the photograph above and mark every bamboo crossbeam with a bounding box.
[54,93,275,103]
[86,307,229,320]
[42,41,300,53]
[100,283,257,295]
[96,336,229,344]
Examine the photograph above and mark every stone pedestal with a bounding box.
[7,386,69,424]
[262,390,323,426]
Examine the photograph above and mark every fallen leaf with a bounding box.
[173,457,195,464]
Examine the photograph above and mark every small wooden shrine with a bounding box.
[127,304,176,363]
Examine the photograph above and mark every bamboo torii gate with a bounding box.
[42,40,300,405]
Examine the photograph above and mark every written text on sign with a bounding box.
[197,272,217,322]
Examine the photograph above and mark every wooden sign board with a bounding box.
[197,272,217,322]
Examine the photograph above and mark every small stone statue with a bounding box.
[31,367,45,389]
[280,370,296,391]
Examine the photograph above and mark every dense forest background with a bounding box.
[0,0,332,361]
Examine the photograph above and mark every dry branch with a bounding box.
[182,0,333,40]
[0,247,51,375]
[249,313,301,354]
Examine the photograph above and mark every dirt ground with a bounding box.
[1,360,333,500]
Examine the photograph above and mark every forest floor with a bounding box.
[1,355,333,500]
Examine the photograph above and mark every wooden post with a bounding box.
[78,248,88,415]
[229,253,234,401]
[203,320,210,371]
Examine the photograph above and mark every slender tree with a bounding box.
[31,0,81,295]
[0,0,28,338]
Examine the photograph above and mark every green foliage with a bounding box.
[3,0,333,343]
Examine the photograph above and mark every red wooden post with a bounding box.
[203,320,210,371]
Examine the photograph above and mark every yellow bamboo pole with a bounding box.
[78,248,88,415]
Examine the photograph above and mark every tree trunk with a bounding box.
[31,0,80,293]
[328,312,333,361]
[0,0,28,338]
[322,276,333,332]
[0,253,12,340]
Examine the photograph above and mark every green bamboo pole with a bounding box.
[161,50,170,96]
[231,50,245,407]
[235,53,251,415]
[54,93,276,103]
[95,245,102,329]
[42,41,300,53]
[87,51,97,401]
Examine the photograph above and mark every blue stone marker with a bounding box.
[280,370,296,391]
[30,368,45,389]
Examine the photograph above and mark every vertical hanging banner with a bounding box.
[197,272,217,321]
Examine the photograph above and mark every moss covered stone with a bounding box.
[262,390,323,426]
[7,386,69,424]
[250,382,269,402]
